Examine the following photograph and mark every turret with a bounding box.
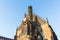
[23,13,27,22]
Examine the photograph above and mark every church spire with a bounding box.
[28,6,33,20]
[28,6,32,16]
[46,18,49,24]
[24,13,26,18]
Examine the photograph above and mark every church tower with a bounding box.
[14,6,58,40]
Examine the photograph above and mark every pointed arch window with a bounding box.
[27,26,30,35]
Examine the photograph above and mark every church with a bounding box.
[14,6,58,40]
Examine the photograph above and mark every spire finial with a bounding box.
[24,13,26,18]
[35,16,37,21]
[16,26,18,35]
[16,26,18,31]
[46,18,49,24]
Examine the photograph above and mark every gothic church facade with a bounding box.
[14,6,58,40]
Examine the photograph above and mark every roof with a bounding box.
[0,36,14,40]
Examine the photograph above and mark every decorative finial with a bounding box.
[16,26,18,31]
[24,13,26,18]
[16,26,18,35]
[35,16,37,21]
[46,18,49,24]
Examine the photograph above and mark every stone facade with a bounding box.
[14,6,58,40]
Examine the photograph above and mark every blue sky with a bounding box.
[0,0,60,40]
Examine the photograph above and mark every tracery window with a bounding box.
[27,26,30,35]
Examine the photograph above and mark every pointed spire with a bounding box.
[28,6,33,20]
[28,6,32,16]
[16,26,18,35]
[16,26,18,30]
[46,18,49,24]
[35,16,37,21]
[24,13,26,18]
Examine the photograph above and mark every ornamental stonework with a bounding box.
[14,6,58,40]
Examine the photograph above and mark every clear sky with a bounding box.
[0,0,60,40]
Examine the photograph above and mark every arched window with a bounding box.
[27,26,30,35]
